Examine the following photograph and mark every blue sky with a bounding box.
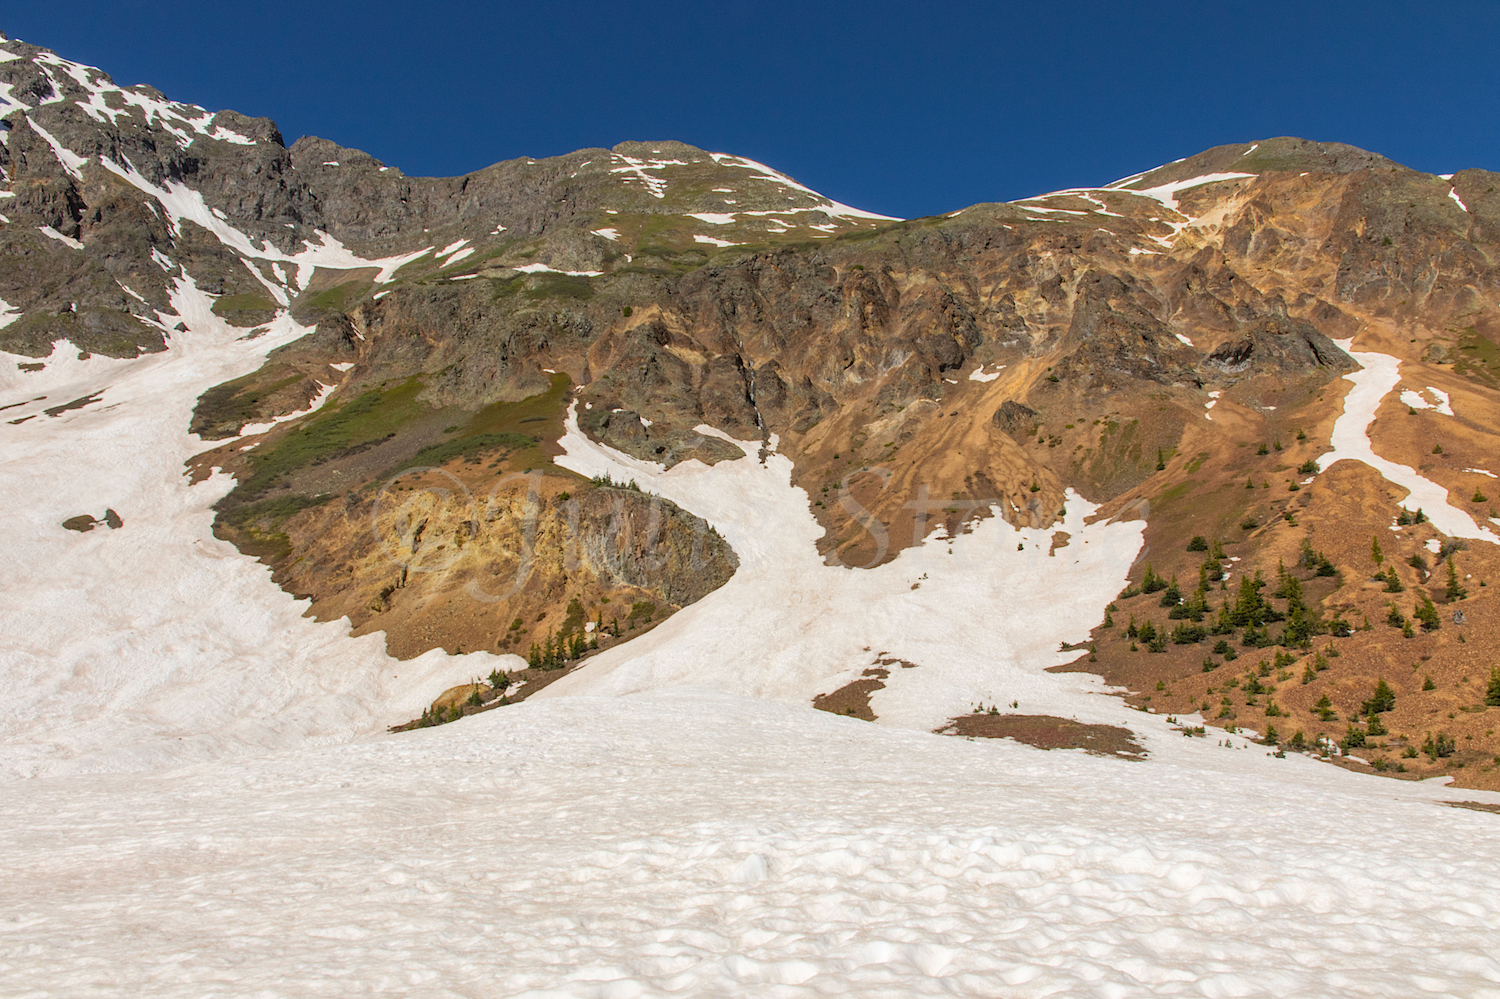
[7,1,1498,219]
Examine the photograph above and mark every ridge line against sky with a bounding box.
[5,0,1499,220]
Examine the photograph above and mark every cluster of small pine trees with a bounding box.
[528,624,603,670]
[1115,542,1348,654]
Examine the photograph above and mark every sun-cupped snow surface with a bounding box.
[0,275,496,779]
[2,689,1498,999]
[545,407,1146,732]
[1320,339,1497,544]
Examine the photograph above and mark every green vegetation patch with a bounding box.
[192,369,305,438]
[211,294,279,316]
[224,377,427,503]
[298,280,371,316]
[387,371,575,478]
[1453,329,1499,387]
[523,273,594,301]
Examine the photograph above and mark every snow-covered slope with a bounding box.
[0,275,497,778]
[2,691,1497,998]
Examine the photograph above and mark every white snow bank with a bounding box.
[1450,189,1470,212]
[1465,468,1495,478]
[34,51,254,147]
[511,262,603,277]
[1320,340,1496,543]
[1,689,1497,998]
[968,364,1004,382]
[442,247,475,267]
[591,227,620,241]
[38,225,84,249]
[0,272,502,778]
[694,234,739,247]
[100,156,432,287]
[708,152,902,221]
[0,295,20,330]
[25,116,88,180]
[546,407,1147,733]
[1401,386,1454,415]
[687,212,736,224]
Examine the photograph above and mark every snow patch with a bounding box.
[707,152,901,221]
[546,405,1147,734]
[694,234,739,248]
[1449,189,1469,213]
[25,117,87,180]
[511,263,603,277]
[968,365,1004,382]
[1320,340,1496,544]
[38,226,84,250]
[687,212,736,225]
[1400,386,1454,416]
[0,272,492,778]
[591,227,620,241]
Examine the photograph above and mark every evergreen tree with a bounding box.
[1485,667,1500,707]
[1446,557,1468,602]
[1413,596,1441,632]
[1384,566,1404,592]
[1371,535,1384,565]
[1363,679,1396,715]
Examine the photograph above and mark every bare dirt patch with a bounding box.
[938,713,1148,759]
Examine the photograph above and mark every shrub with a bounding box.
[1486,667,1500,707]
[1172,623,1208,644]
[1413,596,1441,631]
[1342,725,1366,750]
[1187,535,1209,552]
[1363,679,1397,715]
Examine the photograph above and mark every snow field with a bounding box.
[0,273,492,778]
[1320,341,1497,544]
[1,690,1497,998]
[546,406,1163,735]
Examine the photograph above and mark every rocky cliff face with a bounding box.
[6,36,1500,786]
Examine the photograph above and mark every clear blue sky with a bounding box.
[7,1,1498,219]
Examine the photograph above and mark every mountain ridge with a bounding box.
[2,33,1499,790]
